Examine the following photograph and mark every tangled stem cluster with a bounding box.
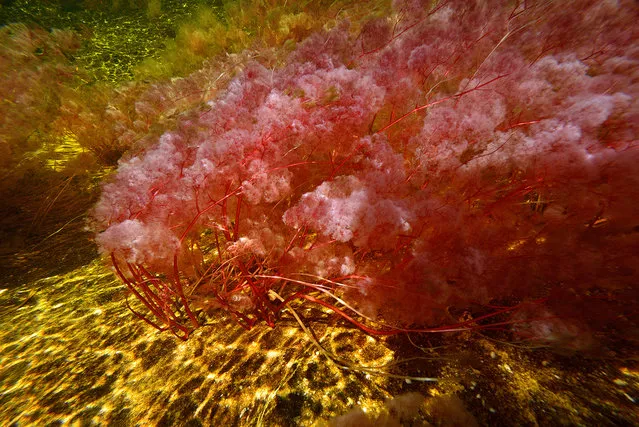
[93,0,639,345]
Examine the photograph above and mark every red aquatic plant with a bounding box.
[92,0,639,342]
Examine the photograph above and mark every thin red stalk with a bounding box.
[112,254,191,339]
[179,184,241,243]
[288,293,401,336]
[128,263,193,334]
[172,254,200,328]
[137,264,177,298]
[376,74,509,135]
[237,260,277,327]
[352,0,451,64]
[232,195,242,241]
[124,262,174,325]
[111,254,162,319]
[220,196,231,241]
[124,294,169,332]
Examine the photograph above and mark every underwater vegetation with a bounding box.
[88,0,639,349]
[0,23,82,177]
[0,0,638,425]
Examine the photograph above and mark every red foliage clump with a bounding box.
[92,0,639,343]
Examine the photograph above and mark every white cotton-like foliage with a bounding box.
[96,219,180,265]
[313,254,356,278]
[242,169,292,204]
[284,176,367,242]
[283,175,413,249]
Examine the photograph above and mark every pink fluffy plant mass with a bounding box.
[92,0,639,345]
